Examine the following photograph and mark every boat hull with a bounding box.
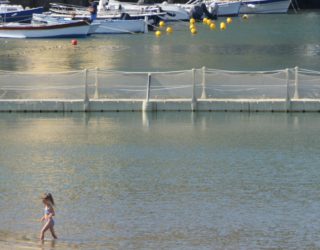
[94,19,146,34]
[0,21,91,38]
[0,7,44,23]
[217,1,241,16]
[240,0,291,14]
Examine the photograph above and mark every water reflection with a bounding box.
[1,12,320,72]
[1,112,320,249]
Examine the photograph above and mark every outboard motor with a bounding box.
[190,4,204,20]
[201,3,217,20]
[120,12,131,19]
[208,2,219,19]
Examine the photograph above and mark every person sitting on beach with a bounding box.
[39,193,58,241]
[88,0,98,21]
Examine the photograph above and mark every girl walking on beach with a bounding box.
[40,193,58,240]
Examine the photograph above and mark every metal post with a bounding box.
[144,16,149,34]
[293,66,299,99]
[142,73,153,112]
[200,66,207,99]
[191,68,197,111]
[146,73,151,101]
[285,68,291,111]
[94,67,99,99]
[84,69,89,111]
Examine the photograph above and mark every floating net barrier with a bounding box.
[0,70,85,99]
[149,70,196,99]
[0,67,320,101]
[295,68,320,99]
[201,68,289,99]
[88,69,148,99]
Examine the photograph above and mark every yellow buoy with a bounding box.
[155,30,162,37]
[190,18,196,24]
[189,24,196,30]
[190,28,197,34]
[220,22,226,30]
[226,17,232,24]
[242,14,249,20]
[159,21,165,28]
[210,23,216,30]
[202,18,208,24]
[166,26,173,34]
[206,19,212,26]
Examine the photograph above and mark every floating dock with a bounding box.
[1,99,320,112]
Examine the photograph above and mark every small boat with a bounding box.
[33,13,147,34]
[49,3,165,28]
[92,19,147,34]
[240,0,292,14]
[103,0,191,21]
[0,0,44,23]
[183,0,241,17]
[0,20,94,38]
[215,1,242,16]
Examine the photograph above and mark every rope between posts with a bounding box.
[204,84,287,87]
[206,68,287,74]
[0,70,82,75]
[299,68,320,75]
[97,69,190,75]
[0,85,84,91]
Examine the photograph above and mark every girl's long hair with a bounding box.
[42,193,55,206]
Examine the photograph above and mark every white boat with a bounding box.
[102,0,190,21]
[240,0,292,14]
[33,13,147,34]
[0,20,93,38]
[110,0,241,20]
[94,19,146,34]
[183,0,241,17]
[0,0,43,23]
[49,3,165,28]
[215,1,241,16]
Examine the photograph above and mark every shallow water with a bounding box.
[1,112,320,249]
[1,10,320,250]
[0,11,320,72]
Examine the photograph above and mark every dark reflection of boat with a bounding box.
[0,0,43,23]
[0,20,96,38]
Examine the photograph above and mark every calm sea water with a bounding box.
[1,11,320,250]
[1,112,320,249]
[0,11,319,72]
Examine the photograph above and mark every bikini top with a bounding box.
[44,207,51,215]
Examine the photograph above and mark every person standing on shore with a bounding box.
[88,0,98,21]
[39,193,58,241]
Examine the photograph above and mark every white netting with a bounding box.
[202,69,288,99]
[294,69,320,99]
[88,69,148,99]
[0,70,85,99]
[149,70,195,99]
[0,67,319,101]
